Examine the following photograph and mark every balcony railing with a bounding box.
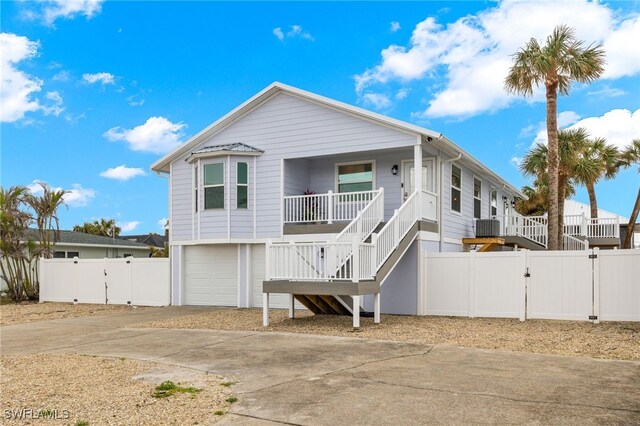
[492,214,548,248]
[283,189,381,224]
[564,214,620,239]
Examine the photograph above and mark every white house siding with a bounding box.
[379,240,419,315]
[170,159,193,241]
[284,159,311,196]
[169,92,417,242]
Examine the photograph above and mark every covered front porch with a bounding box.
[281,145,439,231]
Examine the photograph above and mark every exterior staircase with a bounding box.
[265,188,435,317]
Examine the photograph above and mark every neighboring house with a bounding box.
[28,229,151,259]
[564,199,639,249]
[120,233,167,249]
[151,82,603,323]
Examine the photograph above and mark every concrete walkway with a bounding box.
[2,307,639,425]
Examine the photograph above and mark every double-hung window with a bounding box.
[473,178,482,219]
[204,163,224,209]
[337,162,373,193]
[237,162,248,209]
[451,165,461,213]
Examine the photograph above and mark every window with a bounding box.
[490,189,498,217]
[124,253,132,258]
[204,163,224,209]
[67,252,79,258]
[237,162,248,209]
[473,178,482,219]
[337,162,373,193]
[53,251,65,259]
[450,165,461,213]
[194,165,198,213]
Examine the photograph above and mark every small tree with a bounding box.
[73,218,121,237]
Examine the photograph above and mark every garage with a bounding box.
[184,245,237,306]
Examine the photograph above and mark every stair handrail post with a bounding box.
[393,208,400,247]
[615,216,620,238]
[327,190,334,224]
[370,232,378,277]
[581,213,588,237]
[265,240,272,280]
[356,210,362,240]
[378,187,385,219]
[352,236,360,282]
[288,240,295,280]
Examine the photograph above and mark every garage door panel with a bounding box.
[184,245,238,306]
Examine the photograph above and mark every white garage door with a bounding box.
[251,244,301,309]
[184,245,237,306]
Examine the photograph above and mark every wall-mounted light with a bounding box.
[391,165,398,175]
[511,200,516,208]
[502,196,508,203]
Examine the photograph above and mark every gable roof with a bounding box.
[151,82,523,197]
[120,233,167,248]
[26,229,150,249]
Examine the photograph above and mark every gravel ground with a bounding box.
[0,302,149,326]
[136,308,640,361]
[0,354,233,425]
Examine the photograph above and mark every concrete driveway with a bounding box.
[2,307,639,425]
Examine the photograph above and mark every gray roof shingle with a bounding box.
[26,229,149,248]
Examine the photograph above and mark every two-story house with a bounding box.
[152,82,530,327]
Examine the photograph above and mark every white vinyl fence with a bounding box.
[40,258,170,306]
[423,249,639,322]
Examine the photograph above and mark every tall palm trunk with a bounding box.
[557,174,568,249]
[586,182,598,219]
[623,188,640,249]
[546,80,560,250]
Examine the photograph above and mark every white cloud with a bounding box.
[103,116,186,154]
[157,218,168,230]
[390,21,401,32]
[28,181,96,207]
[273,27,284,41]
[83,72,115,85]
[117,221,140,232]
[126,95,144,106]
[362,92,392,110]
[41,91,64,116]
[0,33,42,123]
[100,165,146,181]
[557,111,581,128]
[40,0,104,26]
[355,0,640,118]
[510,156,523,168]
[52,70,70,82]
[531,109,640,149]
[587,85,626,98]
[395,88,409,100]
[274,25,314,41]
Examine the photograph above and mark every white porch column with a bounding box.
[414,142,423,193]
[263,293,269,326]
[288,294,295,319]
[374,293,380,324]
[353,295,360,328]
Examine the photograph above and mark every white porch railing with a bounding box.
[283,190,380,224]
[562,234,589,251]
[268,189,434,282]
[373,190,421,270]
[492,214,548,248]
[564,214,620,239]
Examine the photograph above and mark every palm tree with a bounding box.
[73,218,121,238]
[620,140,640,249]
[573,138,619,218]
[26,181,67,259]
[521,128,587,246]
[516,184,547,216]
[505,25,605,250]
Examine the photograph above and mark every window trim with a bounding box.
[450,164,462,215]
[334,160,376,193]
[203,162,225,210]
[473,176,482,219]
[490,188,498,218]
[236,161,249,209]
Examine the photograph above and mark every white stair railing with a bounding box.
[373,190,421,270]
[493,214,548,248]
[562,234,589,251]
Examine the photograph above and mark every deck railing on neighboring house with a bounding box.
[564,214,620,239]
[283,189,381,224]
[563,234,589,251]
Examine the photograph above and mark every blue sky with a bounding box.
[1,0,639,234]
